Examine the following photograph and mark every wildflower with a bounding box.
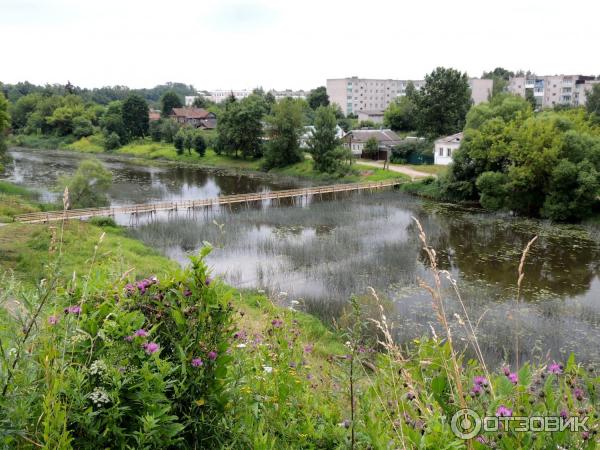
[191,358,203,368]
[473,376,488,386]
[134,329,149,337]
[548,362,563,374]
[64,305,81,315]
[560,409,568,419]
[124,335,134,342]
[340,419,351,429]
[471,384,482,395]
[573,388,584,401]
[124,283,136,296]
[233,330,247,340]
[143,342,159,354]
[271,318,283,328]
[303,344,313,354]
[496,405,512,417]
[208,351,217,361]
[205,277,212,286]
[236,343,247,348]
[508,372,518,385]
[502,366,511,376]
[183,289,192,297]
[289,361,297,368]
[263,366,273,373]
[48,315,58,325]
[153,292,164,301]
[406,392,416,401]
[88,387,110,407]
[582,431,590,441]
[89,360,108,376]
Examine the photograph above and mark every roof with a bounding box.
[345,129,402,143]
[170,107,212,119]
[148,111,161,121]
[434,132,463,145]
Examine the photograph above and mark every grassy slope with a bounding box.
[0,181,45,223]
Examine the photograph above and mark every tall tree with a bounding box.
[383,96,417,131]
[412,67,472,137]
[308,106,341,173]
[263,98,304,168]
[160,91,183,117]
[0,92,9,156]
[307,86,330,110]
[216,96,264,158]
[57,159,113,208]
[122,94,149,139]
[586,83,600,117]
[482,67,514,97]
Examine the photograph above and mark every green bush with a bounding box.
[103,131,121,151]
[88,216,117,227]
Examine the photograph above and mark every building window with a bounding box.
[446,148,451,157]
[438,147,443,156]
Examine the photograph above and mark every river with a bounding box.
[3,148,600,367]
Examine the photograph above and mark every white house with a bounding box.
[299,125,345,149]
[434,132,463,165]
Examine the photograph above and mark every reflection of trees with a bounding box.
[410,208,600,301]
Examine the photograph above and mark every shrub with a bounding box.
[72,116,94,139]
[192,132,207,157]
[103,131,121,151]
[88,216,117,227]
[149,120,162,142]
[173,130,186,155]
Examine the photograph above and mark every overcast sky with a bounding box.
[1,0,598,91]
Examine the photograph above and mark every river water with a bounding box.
[3,148,600,367]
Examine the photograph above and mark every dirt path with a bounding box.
[357,160,434,180]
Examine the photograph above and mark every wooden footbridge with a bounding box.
[14,180,401,224]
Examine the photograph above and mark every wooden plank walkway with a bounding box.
[14,180,401,224]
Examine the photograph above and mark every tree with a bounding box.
[482,67,514,98]
[308,106,347,173]
[411,67,472,137]
[149,120,162,141]
[122,94,149,139]
[101,101,128,143]
[57,159,112,208]
[174,129,186,155]
[160,119,180,143]
[525,88,537,110]
[72,116,94,139]
[192,96,210,109]
[192,131,207,157]
[104,132,121,151]
[160,91,183,118]
[465,94,532,130]
[0,92,9,156]
[586,83,600,117]
[363,137,380,158]
[384,96,417,132]
[216,96,264,158]
[307,86,330,110]
[263,98,305,168]
[358,120,377,129]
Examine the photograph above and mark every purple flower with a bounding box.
[471,384,482,395]
[124,283,136,296]
[134,329,149,337]
[143,342,159,354]
[233,330,247,340]
[496,405,512,417]
[502,366,511,376]
[64,305,81,315]
[208,351,217,361]
[508,372,518,385]
[183,289,192,297]
[271,318,283,328]
[191,358,203,367]
[582,431,590,441]
[548,362,563,374]
[289,361,297,368]
[560,409,568,419]
[342,419,351,429]
[124,335,134,342]
[303,344,313,354]
[205,277,212,286]
[573,388,584,401]
[48,315,58,325]
[473,376,488,386]
[406,392,415,400]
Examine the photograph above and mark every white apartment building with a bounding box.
[327,77,493,116]
[190,89,308,104]
[507,75,599,108]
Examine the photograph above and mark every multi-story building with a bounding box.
[187,89,308,104]
[327,76,492,116]
[507,75,598,108]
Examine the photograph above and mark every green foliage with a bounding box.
[0,92,9,155]
[100,101,128,144]
[148,119,162,142]
[103,132,121,151]
[482,67,514,98]
[358,119,376,129]
[390,139,433,164]
[363,137,379,157]
[122,94,149,139]
[263,98,305,169]
[383,95,417,132]
[57,158,113,208]
[587,83,600,117]
[448,106,600,221]
[72,116,94,139]
[88,216,117,227]
[308,106,352,175]
[216,95,265,158]
[160,91,183,118]
[306,86,330,110]
[173,129,186,155]
[159,119,180,144]
[191,131,207,157]
[411,67,472,137]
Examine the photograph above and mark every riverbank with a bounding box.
[9,134,409,185]
[0,182,597,448]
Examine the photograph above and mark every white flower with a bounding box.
[88,387,110,407]
[236,343,247,348]
[89,359,108,376]
[263,366,273,373]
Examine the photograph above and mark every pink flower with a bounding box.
[303,344,313,354]
[508,373,518,384]
[573,388,584,401]
[271,318,283,328]
[208,351,217,361]
[134,329,149,337]
[548,362,563,374]
[48,315,59,325]
[191,358,203,367]
[471,384,482,395]
[496,405,512,417]
[124,335,134,342]
[502,366,510,376]
[143,342,159,354]
[124,284,136,296]
[64,305,81,315]
[183,289,192,297]
[473,376,488,386]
